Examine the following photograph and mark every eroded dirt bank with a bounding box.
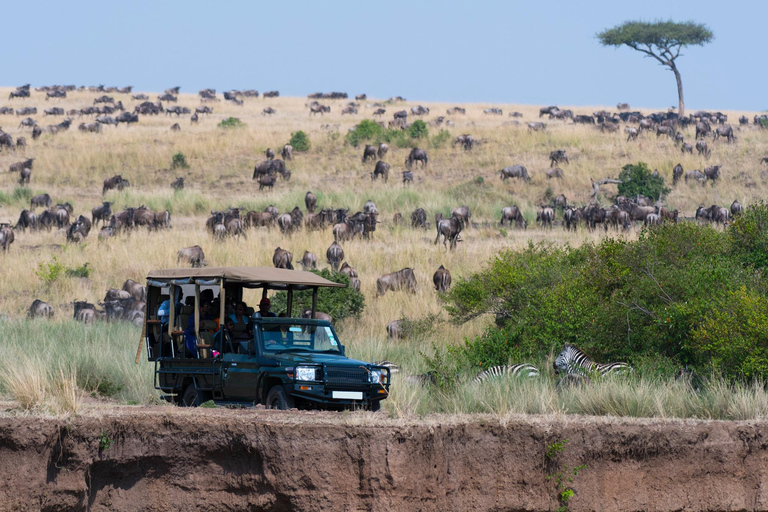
[1,408,767,511]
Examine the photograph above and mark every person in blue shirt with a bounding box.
[228,301,253,340]
[256,298,276,318]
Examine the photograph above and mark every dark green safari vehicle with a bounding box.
[141,267,390,411]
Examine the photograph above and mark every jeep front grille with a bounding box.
[324,366,369,388]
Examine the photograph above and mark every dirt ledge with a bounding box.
[1,407,767,511]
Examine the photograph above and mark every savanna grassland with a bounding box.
[1,87,767,418]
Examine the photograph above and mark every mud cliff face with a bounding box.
[0,408,767,511]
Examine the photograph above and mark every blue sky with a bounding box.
[5,1,765,110]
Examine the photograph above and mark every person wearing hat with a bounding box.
[257,297,276,317]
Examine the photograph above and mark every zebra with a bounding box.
[554,344,631,376]
[475,363,540,383]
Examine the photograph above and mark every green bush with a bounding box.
[445,222,768,378]
[431,129,452,149]
[35,257,66,286]
[409,120,429,139]
[617,161,670,200]
[171,152,189,169]
[345,119,384,147]
[270,269,365,322]
[217,117,245,129]
[729,201,768,270]
[288,130,311,152]
[66,262,91,278]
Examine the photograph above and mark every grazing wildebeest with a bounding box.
[393,110,408,120]
[696,139,711,158]
[656,125,675,139]
[411,208,427,229]
[377,143,388,159]
[362,145,377,163]
[371,161,390,182]
[695,121,711,139]
[386,320,403,339]
[31,193,52,209]
[554,194,568,209]
[373,108,386,117]
[103,174,129,194]
[536,206,555,228]
[28,299,54,319]
[393,212,403,225]
[265,148,275,160]
[434,213,462,250]
[339,262,357,279]
[116,112,139,126]
[731,200,744,216]
[713,125,735,143]
[170,123,181,132]
[563,207,582,231]
[79,122,102,133]
[18,167,31,185]
[304,191,317,213]
[326,241,344,271]
[644,213,662,226]
[685,169,707,185]
[18,117,36,129]
[177,245,206,268]
[405,148,428,169]
[673,164,684,185]
[262,107,276,116]
[681,142,693,154]
[16,136,26,149]
[154,210,171,229]
[272,247,293,269]
[433,265,451,292]
[499,206,526,229]
[9,158,34,174]
[454,134,474,150]
[73,301,97,324]
[90,201,112,227]
[402,170,414,184]
[527,122,546,132]
[674,132,684,146]
[500,165,530,182]
[376,268,418,296]
[15,209,37,232]
[549,150,569,167]
[483,108,503,115]
[544,168,564,179]
[280,144,292,161]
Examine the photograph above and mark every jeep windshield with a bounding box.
[257,320,342,354]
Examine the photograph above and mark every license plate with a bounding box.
[332,391,363,400]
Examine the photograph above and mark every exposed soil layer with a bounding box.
[1,407,767,511]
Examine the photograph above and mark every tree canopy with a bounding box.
[597,20,713,116]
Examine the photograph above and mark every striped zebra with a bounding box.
[554,344,631,376]
[475,363,540,383]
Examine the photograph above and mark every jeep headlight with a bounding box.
[370,369,383,384]
[295,366,317,382]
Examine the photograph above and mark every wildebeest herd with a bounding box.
[1,84,765,351]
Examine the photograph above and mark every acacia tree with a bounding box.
[597,21,713,117]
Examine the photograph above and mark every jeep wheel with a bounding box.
[266,386,295,410]
[182,385,211,407]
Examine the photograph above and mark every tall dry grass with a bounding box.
[0,87,766,416]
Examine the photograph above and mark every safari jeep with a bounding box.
[139,267,390,410]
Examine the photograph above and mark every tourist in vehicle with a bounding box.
[213,317,235,354]
[255,298,276,318]
[184,301,217,358]
[228,301,253,340]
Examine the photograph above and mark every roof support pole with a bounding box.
[311,287,318,318]
[287,286,293,317]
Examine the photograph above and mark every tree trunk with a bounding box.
[671,64,684,118]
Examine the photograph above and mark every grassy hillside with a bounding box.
[1,87,766,416]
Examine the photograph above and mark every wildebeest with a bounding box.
[695,121,711,139]
[549,150,569,167]
[656,125,675,139]
[673,164,683,185]
[393,110,408,120]
[402,170,414,184]
[644,213,662,226]
[386,320,403,339]
[339,262,358,279]
[695,139,711,158]
[371,161,390,182]
[18,117,37,129]
[281,144,292,161]
[326,241,344,271]
[103,174,130,194]
[731,200,744,216]
[115,112,139,126]
[454,134,474,150]
[31,193,52,209]
[362,145,377,163]
[122,279,147,302]
[73,301,98,324]
[90,201,112,227]
[376,268,418,296]
[536,206,555,228]
[411,208,427,229]
[309,103,331,116]
[265,148,275,160]
[273,247,294,269]
[170,177,185,191]
[259,174,276,191]
[300,251,317,270]
[405,148,428,169]
[177,245,206,267]
[170,123,181,132]
[0,224,15,252]
[527,122,547,132]
[434,213,462,250]
[28,299,54,319]
[681,142,693,154]
[563,207,582,231]
[11,157,34,174]
[500,165,530,182]
[262,107,276,116]
[451,206,471,229]
[79,122,102,133]
[377,143,389,159]
[713,125,735,143]
[544,168,564,179]
[484,108,503,115]
[703,165,721,183]
[304,191,317,213]
[15,209,37,231]
[373,108,386,117]
[433,265,451,292]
